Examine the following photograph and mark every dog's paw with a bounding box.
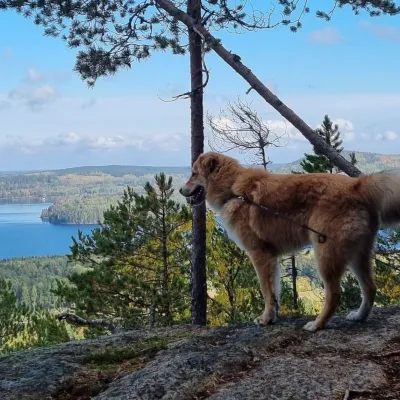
[346,310,364,321]
[303,320,321,332]
[253,315,275,326]
[253,317,265,326]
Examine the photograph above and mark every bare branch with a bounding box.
[207,97,288,169]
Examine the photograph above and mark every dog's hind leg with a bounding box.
[303,244,346,332]
[346,245,376,322]
[247,248,280,326]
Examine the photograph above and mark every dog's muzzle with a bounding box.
[179,186,205,206]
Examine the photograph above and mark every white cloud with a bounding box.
[2,91,400,170]
[25,68,45,83]
[342,131,356,142]
[265,119,304,142]
[358,21,400,42]
[211,115,356,147]
[41,132,141,152]
[89,135,130,151]
[331,118,356,142]
[9,85,57,109]
[376,130,398,141]
[308,27,343,44]
[150,133,185,152]
[209,116,238,131]
[0,129,188,156]
[44,132,83,146]
[332,118,354,132]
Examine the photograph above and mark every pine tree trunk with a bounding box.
[291,254,299,310]
[161,205,172,325]
[155,0,362,178]
[187,0,207,326]
[149,304,156,330]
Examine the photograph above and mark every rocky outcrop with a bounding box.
[1,307,400,400]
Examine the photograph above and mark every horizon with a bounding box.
[2,2,400,170]
[0,149,396,173]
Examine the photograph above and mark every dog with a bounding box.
[179,151,400,331]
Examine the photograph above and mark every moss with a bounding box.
[52,330,199,399]
[86,336,169,366]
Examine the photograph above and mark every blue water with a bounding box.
[0,203,97,259]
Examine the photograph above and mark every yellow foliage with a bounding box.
[59,174,115,184]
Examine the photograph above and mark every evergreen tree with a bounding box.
[133,173,192,326]
[206,216,262,325]
[0,279,31,351]
[299,115,357,174]
[301,115,344,173]
[375,229,400,306]
[31,286,38,310]
[54,175,191,333]
[0,278,69,353]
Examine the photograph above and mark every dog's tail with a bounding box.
[364,171,400,227]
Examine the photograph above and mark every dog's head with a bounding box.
[179,152,222,206]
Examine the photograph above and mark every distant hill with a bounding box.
[269,151,400,174]
[1,151,400,178]
[42,165,191,178]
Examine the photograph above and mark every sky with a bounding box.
[1,1,400,170]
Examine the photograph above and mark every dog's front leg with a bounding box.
[247,249,280,325]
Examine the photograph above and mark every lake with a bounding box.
[0,203,395,260]
[0,203,97,260]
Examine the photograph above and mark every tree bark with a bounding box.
[56,313,118,334]
[291,254,299,310]
[155,0,362,178]
[187,0,207,326]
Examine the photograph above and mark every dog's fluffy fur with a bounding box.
[180,152,400,331]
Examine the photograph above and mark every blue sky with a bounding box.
[1,1,400,170]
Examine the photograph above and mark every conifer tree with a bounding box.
[0,279,31,351]
[301,115,344,173]
[300,115,357,174]
[133,173,191,326]
[206,217,262,324]
[55,175,191,333]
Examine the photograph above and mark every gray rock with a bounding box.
[0,308,399,400]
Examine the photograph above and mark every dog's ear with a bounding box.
[201,155,218,177]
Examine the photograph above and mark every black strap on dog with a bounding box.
[228,195,327,244]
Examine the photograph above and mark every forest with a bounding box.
[0,151,399,225]
[1,167,400,353]
[0,256,74,310]
[0,165,188,203]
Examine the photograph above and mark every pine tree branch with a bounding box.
[158,25,210,102]
[154,0,362,178]
[56,312,118,334]
[375,249,400,255]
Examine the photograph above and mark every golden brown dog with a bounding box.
[180,151,400,331]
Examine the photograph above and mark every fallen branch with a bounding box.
[56,312,118,334]
[155,0,362,178]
